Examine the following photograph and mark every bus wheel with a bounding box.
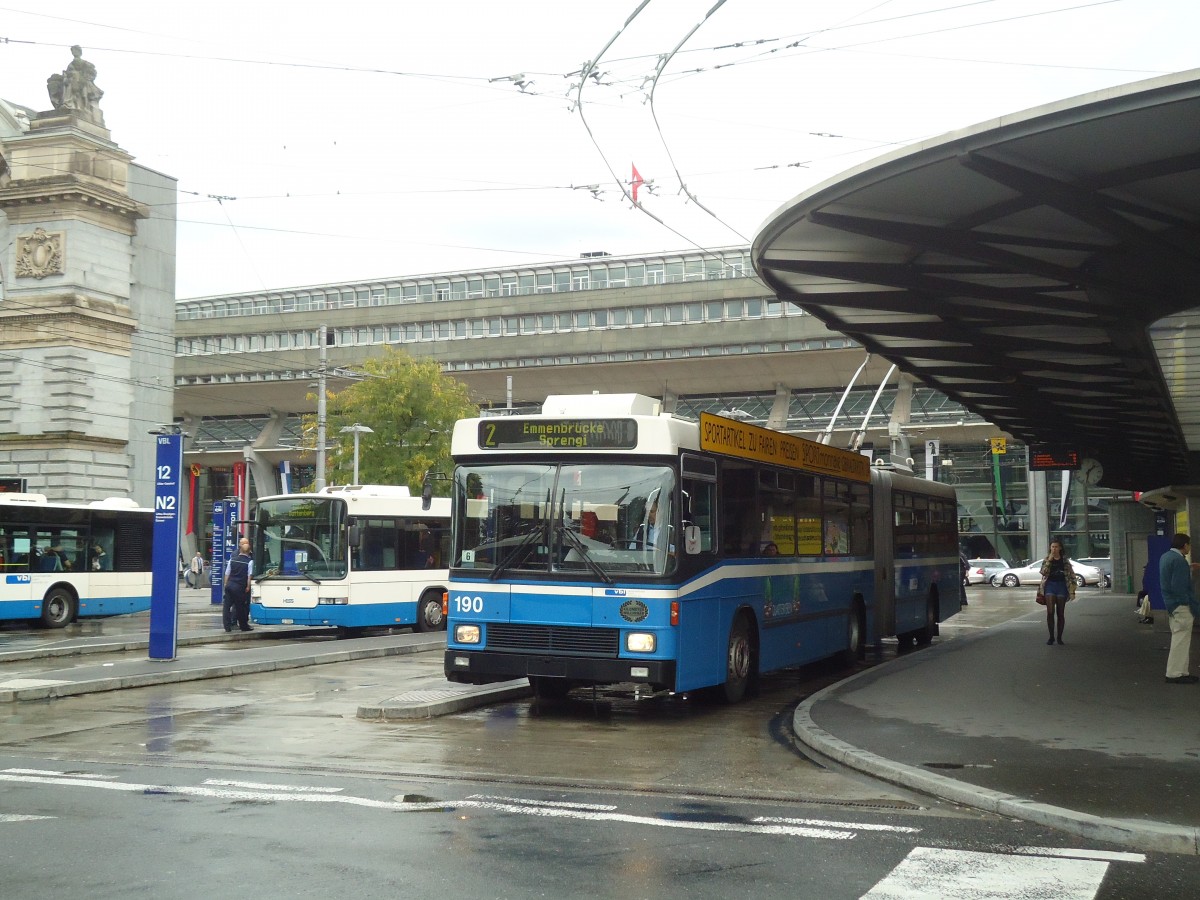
[915,594,938,646]
[41,588,76,629]
[415,590,445,633]
[841,601,866,667]
[528,676,571,701]
[721,615,754,704]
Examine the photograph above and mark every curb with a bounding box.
[357,680,532,720]
[0,637,443,702]
[0,629,278,665]
[792,652,1200,856]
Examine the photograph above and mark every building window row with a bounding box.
[174,249,753,321]
[175,296,796,356]
[173,337,859,386]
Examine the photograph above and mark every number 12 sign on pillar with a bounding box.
[150,431,183,660]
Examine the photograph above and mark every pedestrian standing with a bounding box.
[1160,532,1200,684]
[190,550,205,590]
[222,537,254,633]
[1039,538,1075,645]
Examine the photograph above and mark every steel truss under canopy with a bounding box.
[753,69,1200,491]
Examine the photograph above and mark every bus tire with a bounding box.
[529,676,571,701]
[720,613,755,704]
[41,588,76,629]
[841,600,866,667]
[915,593,938,646]
[415,590,445,633]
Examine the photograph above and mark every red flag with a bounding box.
[631,164,644,202]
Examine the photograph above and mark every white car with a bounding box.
[964,558,1010,585]
[992,558,1103,588]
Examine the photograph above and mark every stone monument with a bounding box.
[0,47,176,503]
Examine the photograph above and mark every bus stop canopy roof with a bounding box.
[753,69,1200,491]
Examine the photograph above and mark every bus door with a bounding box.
[0,523,36,610]
[871,469,897,639]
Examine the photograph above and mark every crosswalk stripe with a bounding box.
[863,847,1109,899]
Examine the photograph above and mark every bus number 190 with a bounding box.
[453,595,484,614]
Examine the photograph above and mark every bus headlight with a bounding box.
[626,632,656,653]
[454,624,482,644]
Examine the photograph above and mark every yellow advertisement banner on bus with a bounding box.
[699,413,871,484]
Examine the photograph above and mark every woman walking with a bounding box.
[1040,538,1076,645]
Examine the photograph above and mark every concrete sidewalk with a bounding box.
[794,592,1200,855]
[0,590,528,713]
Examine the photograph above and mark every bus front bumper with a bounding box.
[444,650,676,690]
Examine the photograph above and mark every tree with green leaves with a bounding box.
[304,347,476,495]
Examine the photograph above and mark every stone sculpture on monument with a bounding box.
[46,45,104,126]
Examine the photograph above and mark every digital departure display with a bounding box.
[478,418,639,451]
[1028,447,1080,470]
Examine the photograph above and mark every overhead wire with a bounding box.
[643,0,747,243]
[571,0,767,279]
[0,0,1162,428]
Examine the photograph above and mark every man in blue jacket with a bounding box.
[1160,532,1200,684]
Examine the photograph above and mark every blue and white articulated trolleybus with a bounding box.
[444,393,960,701]
[0,493,154,628]
[250,485,451,635]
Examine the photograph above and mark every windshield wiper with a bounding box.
[488,525,544,581]
[555,522,614,584]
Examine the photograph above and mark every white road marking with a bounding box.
[468,794,617,811]
[3,768,114,780]
[0,771,854,839]
[755,815,920,834]
[1013,846,1146,864]
[0,814,56,823]
[203,779,343,793]
[863,847,1109,899]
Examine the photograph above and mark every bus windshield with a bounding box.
[454,462,675,577]
[255,496,348,580]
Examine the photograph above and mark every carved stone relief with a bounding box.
[15,228,65,279]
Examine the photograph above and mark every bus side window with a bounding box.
[681,479,715,553]
[719,463,755,556]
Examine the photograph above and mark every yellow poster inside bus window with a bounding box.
[796,518,822,555]
[770,515,796,555]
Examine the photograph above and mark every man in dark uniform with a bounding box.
[222,537,254,633]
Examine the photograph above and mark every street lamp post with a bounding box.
[340,424,374,484]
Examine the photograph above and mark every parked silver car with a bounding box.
[992,558,1104,588]
[1075,557,1112,588]
[964,558,1010,585]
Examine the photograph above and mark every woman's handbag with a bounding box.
[1035,590,1048,605]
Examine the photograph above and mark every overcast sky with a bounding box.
[4,0,1198,299]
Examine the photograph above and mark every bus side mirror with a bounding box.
[684,525,701,555]
[421,480,433,511]
[347,522,362,548]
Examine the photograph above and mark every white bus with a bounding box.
[0,493,154,628]
[250,485,451,634]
